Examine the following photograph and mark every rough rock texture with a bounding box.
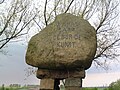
[26,13,97,70]
[40,79,54,90]
[36,69,85,79]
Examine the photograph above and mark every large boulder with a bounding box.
[26,13,97,70]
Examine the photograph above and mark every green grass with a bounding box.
[0,87,28,90]
[60,87,109,90]
[0,86,109,90]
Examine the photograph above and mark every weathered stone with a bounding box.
[36,69,85,79]
[65,78,82,87]
[40,79,54,90]
[26,13,97,70]
[65,78,82,90]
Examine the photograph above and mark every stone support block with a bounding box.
[65,78,82,90]
[37,69,85,79]
[40,79,54,90]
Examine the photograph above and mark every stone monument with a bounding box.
[26,13,97,90]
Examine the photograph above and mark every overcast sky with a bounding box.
[0,0,120,87]
[0,42,120,87]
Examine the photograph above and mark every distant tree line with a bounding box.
[109,79,120,90]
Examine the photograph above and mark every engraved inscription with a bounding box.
[55,33,80,40]
[53,31,80,48]
[57,41,76,48]
[53,22,81,48]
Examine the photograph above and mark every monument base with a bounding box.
[40,79,60,90]
[65,78,82,90]
[40,79,54,90]
[37,69,85,90]
[37,69,85,79]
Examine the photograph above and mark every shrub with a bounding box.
[6,88,9,90]
[108,79,120,90]
[82,87,98,90]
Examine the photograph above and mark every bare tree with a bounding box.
[0,0,38,49]
[0,0,120,68]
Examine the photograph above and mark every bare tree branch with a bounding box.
[0,9,16,36]
[44,0,48,26]
[0,14,36,49]
[0,0,37,49]
[54,0,61,16]
[0,0,4,4]
[33,19,42,30]
[94,38,120,59]
[47,0,61,22]
[64,0,75,13]
[81,0,88,18]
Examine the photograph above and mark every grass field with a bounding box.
[0,86,109,90]
[0,87,28,90]
[60,87,108,90]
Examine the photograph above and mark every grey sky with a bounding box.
[0,42,39,86]
[0,0,120,86]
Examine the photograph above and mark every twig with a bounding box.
[44,0,48,26]
[94,38,120,59]
[0,0,4,4]
[64,0,75,13]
